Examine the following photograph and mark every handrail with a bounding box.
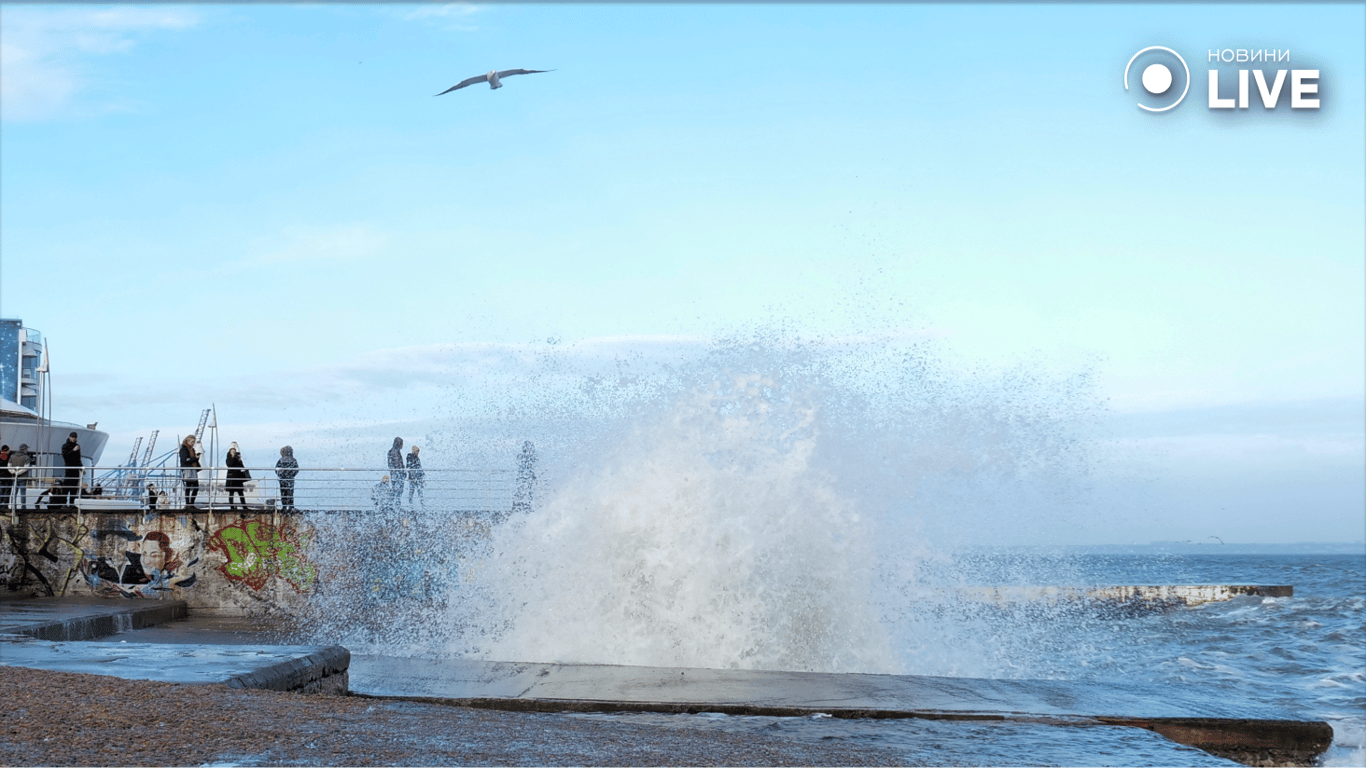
[5,465,529,513]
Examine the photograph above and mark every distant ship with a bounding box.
[0,319,109,469]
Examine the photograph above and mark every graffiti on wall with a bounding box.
[2,515,89,596]
[81,530,200,598]
[209,519,316,592]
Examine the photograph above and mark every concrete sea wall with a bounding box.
[1,508,500,617]
[3,509,1292,620]
[1,509,324,614]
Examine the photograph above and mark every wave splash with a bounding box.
[441,335,1099,674]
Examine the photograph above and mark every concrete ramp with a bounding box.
[350,655,1332,766]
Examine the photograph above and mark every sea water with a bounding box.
[567,553,1364,766]
[302,337,1364,764]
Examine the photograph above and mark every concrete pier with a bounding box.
[347,656,1332,766]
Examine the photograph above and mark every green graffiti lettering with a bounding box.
[209,520,315,592]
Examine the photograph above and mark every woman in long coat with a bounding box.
[179,435,201,509]
[225,442,250,511]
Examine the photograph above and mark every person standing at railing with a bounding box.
[513,440,537,513]
[8,444,31,511]
[225,442,250,511]
[372,474,396,513]
[387,437,406,509]
[406,445,425,508]
[58,432,82,510]
[0,446,11,512]
[276,445,299,511]
[179,435,202,509]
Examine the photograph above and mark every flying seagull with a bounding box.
[435,68,553,96]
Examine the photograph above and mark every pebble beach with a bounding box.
[0,666,905,766]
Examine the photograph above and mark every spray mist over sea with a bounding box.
[375,332,1102,675]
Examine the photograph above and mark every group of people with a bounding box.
[1,442,34,511]
[2,433,435,513]
[172,434,426,513]
[0,433,87,511]
[175,435,300,512]
[372,436,425,512]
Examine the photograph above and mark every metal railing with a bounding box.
[5,465,529,514]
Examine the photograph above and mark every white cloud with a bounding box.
[1,7,201,121]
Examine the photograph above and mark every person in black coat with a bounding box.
[0,445,11,511]
[275,445,299,511]
[387,437,406,508]
[58,432,82,510]
[179,435,201,509]
[225,442,250,511]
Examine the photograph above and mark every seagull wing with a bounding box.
[434,73,489,96]
[494,68,554,79]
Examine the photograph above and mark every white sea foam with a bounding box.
[439,334,1099,674]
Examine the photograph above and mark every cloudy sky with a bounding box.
[1,3,1361,544]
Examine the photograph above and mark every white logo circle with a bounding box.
[1142,63,1172,94]
[1124,47,1190,112]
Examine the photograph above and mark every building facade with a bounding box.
[0,318,45,411]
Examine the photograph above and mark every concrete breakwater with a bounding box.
[947,584,1293,610]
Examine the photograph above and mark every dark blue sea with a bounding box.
[571,553,1365,766]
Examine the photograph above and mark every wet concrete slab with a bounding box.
[0,638,349,693]
[0,598,345,693]
[349,656,1333,766]
[0,596,187,641]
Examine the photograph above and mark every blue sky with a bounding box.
[1,3,1362,544]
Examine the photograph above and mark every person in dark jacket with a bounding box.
[9,444,32,510]
[0,446,11,511]
[405,445,425,507]
[179,435,201,509]
[225,442,250,511]
[58,432,82,510]
[387,437,406,508]
[275,445,299,511]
